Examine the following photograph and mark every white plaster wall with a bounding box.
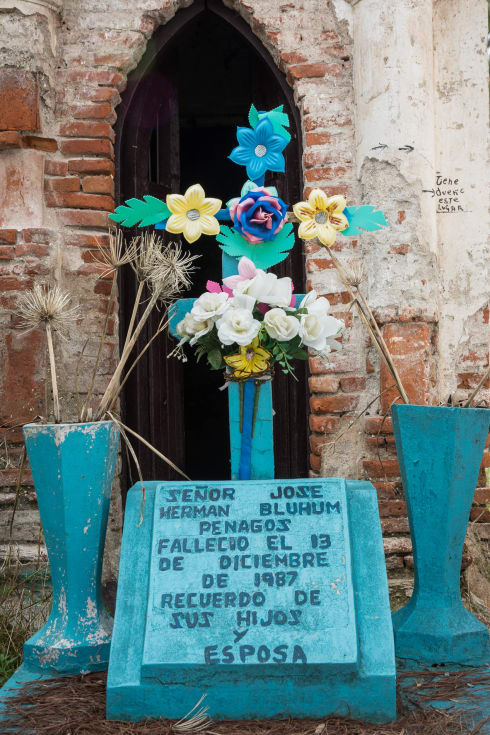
[433,0,490,402]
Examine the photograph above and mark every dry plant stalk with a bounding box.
[81,229,138,421]
[464,364,490,408]
[95,233,198,419]
[15,283,80,423]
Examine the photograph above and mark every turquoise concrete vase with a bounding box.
[22,421,120,674]
[391,404,490,665]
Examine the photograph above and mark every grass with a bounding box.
[0,550,51,687]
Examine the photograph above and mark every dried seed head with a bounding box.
[91,228,138,279]
[131,231,162,283]
[345,259,365,288]
[15,283,80,337]
[150,241,200,303]
[131,232,199,303]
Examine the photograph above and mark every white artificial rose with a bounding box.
[216,308,261,346]
[191,291,229,321]
[267,276,293,309]
[227,293,256,312]
[298,290,330,314]
[298,312,327,350]
[264,308,300,342]
[176,312,214,345]
[235,270,277,302]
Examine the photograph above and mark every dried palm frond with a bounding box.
[16,283,79,338]
[173,695,213,733]
[91,228,138,280]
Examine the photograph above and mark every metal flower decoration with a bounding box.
[229,117,287,183]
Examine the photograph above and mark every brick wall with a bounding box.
[0,0,488,588]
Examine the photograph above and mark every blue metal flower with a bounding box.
[229,118,287,182]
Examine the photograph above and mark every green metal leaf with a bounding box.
[109,195,170,228]
[342,205,388,237]
[248,104,260,128]
[216,223,296,269]
[258,105,291,143]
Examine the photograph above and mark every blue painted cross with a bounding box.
[168,251,304,482]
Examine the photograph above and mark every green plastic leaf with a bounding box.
[248,104,260,128]
[207,348,223,370]
[342,205,388,237]
[216,222,295,269]
[109,195,170,228]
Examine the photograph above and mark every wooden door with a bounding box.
[115,1,308,496]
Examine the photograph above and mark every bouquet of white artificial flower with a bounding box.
[172,257,344,382]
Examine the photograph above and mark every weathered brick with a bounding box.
[308,415,339,434]
[385,556,404,569]
[68,158,115,175]
[82,175,114,195]
[0,246,15,259]
[0,230,17,244]
[365,416,394,435]
[44,177,80,193]
[305,166,352,182]
[306,132,333,146]
[73,103,113,120]
[88,87,119,103]
[65,232,110,248]
[16,243,49,258]
[474,487,490,504]
[381,517,410,534]
[0,276,33,291]
[280,51,308,65]
[60,69,125,88]
[308,375,340,393]
[0,70,39,131]
[45,159,68,176]
[0,131,22,149]
[59,210,109,228]
[306,258,334,272]
[379,500,407,518]
[309,434,332,455]
[45,192,114,211]
[309,453,321,472]
[22,136,58,152]
[21,228,52,243]
[310,394,359,413]
[380,323,431,412]
[363,459,400,478]
[60,121,115,141]
[60,139,113,157]
[383,537,412,554]
[340,376,366,392]
[373,481,400,499]
[287,63,329,80]
[0,469,34,487]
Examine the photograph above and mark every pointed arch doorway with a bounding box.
[116,0,308,494]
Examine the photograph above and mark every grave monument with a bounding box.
[107,104,396,722]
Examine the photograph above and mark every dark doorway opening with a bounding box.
[116,0,308,496]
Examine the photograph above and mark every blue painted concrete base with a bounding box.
[391,404,490,668]
[392,601,490,667]
[106,480,396,723]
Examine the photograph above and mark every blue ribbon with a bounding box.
[239,379,255,480]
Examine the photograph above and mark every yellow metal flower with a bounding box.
[166,184,222,244]
[293,188,348,246]
[224,338,271,380]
